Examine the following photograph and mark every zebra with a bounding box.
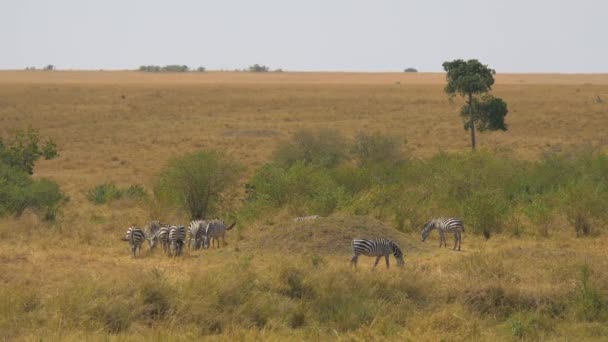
[350,238,405,270]
[203,220,236,249]
[121,226,146,258]
[293,215,319,222]
[148,226,170,254]
[188,220,207,250]
[168,225,186,256]
[421,217,465,251]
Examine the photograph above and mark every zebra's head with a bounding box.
[421,221,433,242]
[392,244,405,267]
[148,236,158,250]
[122,226,134,241]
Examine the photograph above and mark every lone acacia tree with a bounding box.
[443,59,508,150]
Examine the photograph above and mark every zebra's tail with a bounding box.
[226,222,236,231]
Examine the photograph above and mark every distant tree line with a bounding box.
[248,64,270,72]
[138,65,200,73]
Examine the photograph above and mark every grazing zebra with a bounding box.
[421,217,465,251]
[293,215,319,222]
[148,220,162,235]
[188,220,207,250]
[203,220,236,249]
[169,225,186,256]
[350,238,405,270]
[122,226,146,258]
[148,226,170,254]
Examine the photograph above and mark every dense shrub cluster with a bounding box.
[243,130,608,238]
[0,128,65,220]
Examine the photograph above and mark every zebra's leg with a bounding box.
[458,232,462,251]
[373,256,381,270]
[439,231,445,248]
[385,254,390,269]
[350,255,358,269]
[453,232,458,250]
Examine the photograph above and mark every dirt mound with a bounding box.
[246,215,420,255]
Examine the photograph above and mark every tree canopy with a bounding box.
[443,59,507,150]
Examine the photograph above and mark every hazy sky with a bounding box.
[2,0,607,72]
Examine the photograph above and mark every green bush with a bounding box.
[274,129,348,168]
[246,162,347,217]
[87,183,122,204]
[87,183,147,204]
[244,130,608,238]
[154,150,242,219]
[0,162,66,220]
[124,184,147,199]
[351,131,404,166]
[0,127,58,175]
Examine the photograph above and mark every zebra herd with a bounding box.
[122,216,465,269]
[121,219,235,258]
[350,217,465,270]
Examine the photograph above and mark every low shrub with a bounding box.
[274,129,348,168]
[0,162,66,220]
[87,183,147,204]
[87,183,122,204]
[154,150,242,219]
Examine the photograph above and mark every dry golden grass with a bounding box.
[1,71,608,340]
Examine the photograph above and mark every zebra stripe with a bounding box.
[421,217,465,251]
[169,225,186,257]
[293,215,319,222]
[203,220,236,249]
[188,220,207,250]
[122,226,146,258]
[350,238,405,269]
[148,226,170,254]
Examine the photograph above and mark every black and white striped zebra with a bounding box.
[122,226,146,258]
[203,220,236,249]
[188,220,207,250]
[421,217,465,251]
[169,225,186,256]
[293,215,319,222]
[148,226,170,254]
[350,238,405,269]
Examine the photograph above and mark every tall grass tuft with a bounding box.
[574,264,606,321]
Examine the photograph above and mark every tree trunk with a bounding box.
[468,93,476,151]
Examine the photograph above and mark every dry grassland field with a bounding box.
[1,71,608,341]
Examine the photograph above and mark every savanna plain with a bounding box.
[1,71,608,341]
